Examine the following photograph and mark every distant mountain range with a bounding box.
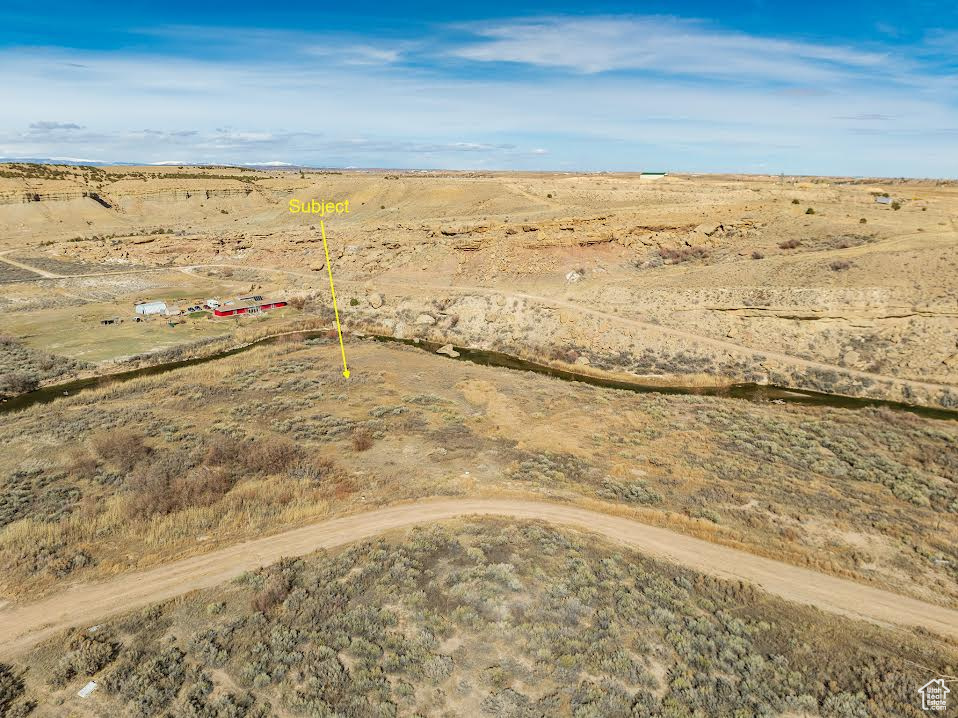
[0,158,531,174]
[0,157,300,168]
[0,157,127,166]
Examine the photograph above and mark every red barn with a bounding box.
[213,299,288,317]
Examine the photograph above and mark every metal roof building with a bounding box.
[213,299,287,317]
[134,301,167,316]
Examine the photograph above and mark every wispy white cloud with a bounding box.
[338,138,519,154]
[834,113,895,121]
[0,15,955,175]
[302,44,403,66]
[448,16,893,83]
[139,24,408,67]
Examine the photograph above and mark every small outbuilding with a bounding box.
[134,300,167,316]
[875,195,892,204]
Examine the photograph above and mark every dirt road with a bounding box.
[177,263,958,397]
[0,250,57,278]
[3,252,954,398]
[2,498,956,658]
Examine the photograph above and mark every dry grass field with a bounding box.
[1,339,955,606]
[0,164,955,716]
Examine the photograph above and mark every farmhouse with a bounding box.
[213,298,287,317]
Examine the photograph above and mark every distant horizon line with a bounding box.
[0,157,953,181]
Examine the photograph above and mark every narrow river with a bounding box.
[2,330,956,421]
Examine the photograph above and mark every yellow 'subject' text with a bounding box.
[289,199,350,215]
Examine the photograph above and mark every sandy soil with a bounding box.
[2,497,956,659]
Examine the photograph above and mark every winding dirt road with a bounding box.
[178,263,958,398]
[2,498,956,659]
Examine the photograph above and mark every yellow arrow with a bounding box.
[320,220,350,378]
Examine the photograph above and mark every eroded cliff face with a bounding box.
[2,163,956,403]
[289,287,952,409]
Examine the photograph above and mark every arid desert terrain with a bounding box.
[0,164,956,717]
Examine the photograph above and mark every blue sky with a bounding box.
[1,1,956,175]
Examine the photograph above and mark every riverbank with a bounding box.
[4,322,958,422]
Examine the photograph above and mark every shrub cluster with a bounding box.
[0,663,32,717]
[49,631,120,687]
[126,435,329,519]
[0,335,90,397]
[598,478,663,505]
[658,246,710,263]
[0,467,79,529]
[350,427,375,452]
[21,521,953,717]
[92,429,153,472]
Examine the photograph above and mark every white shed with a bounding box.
[134,301,167,316]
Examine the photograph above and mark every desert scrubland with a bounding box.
[0,164,955,716]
